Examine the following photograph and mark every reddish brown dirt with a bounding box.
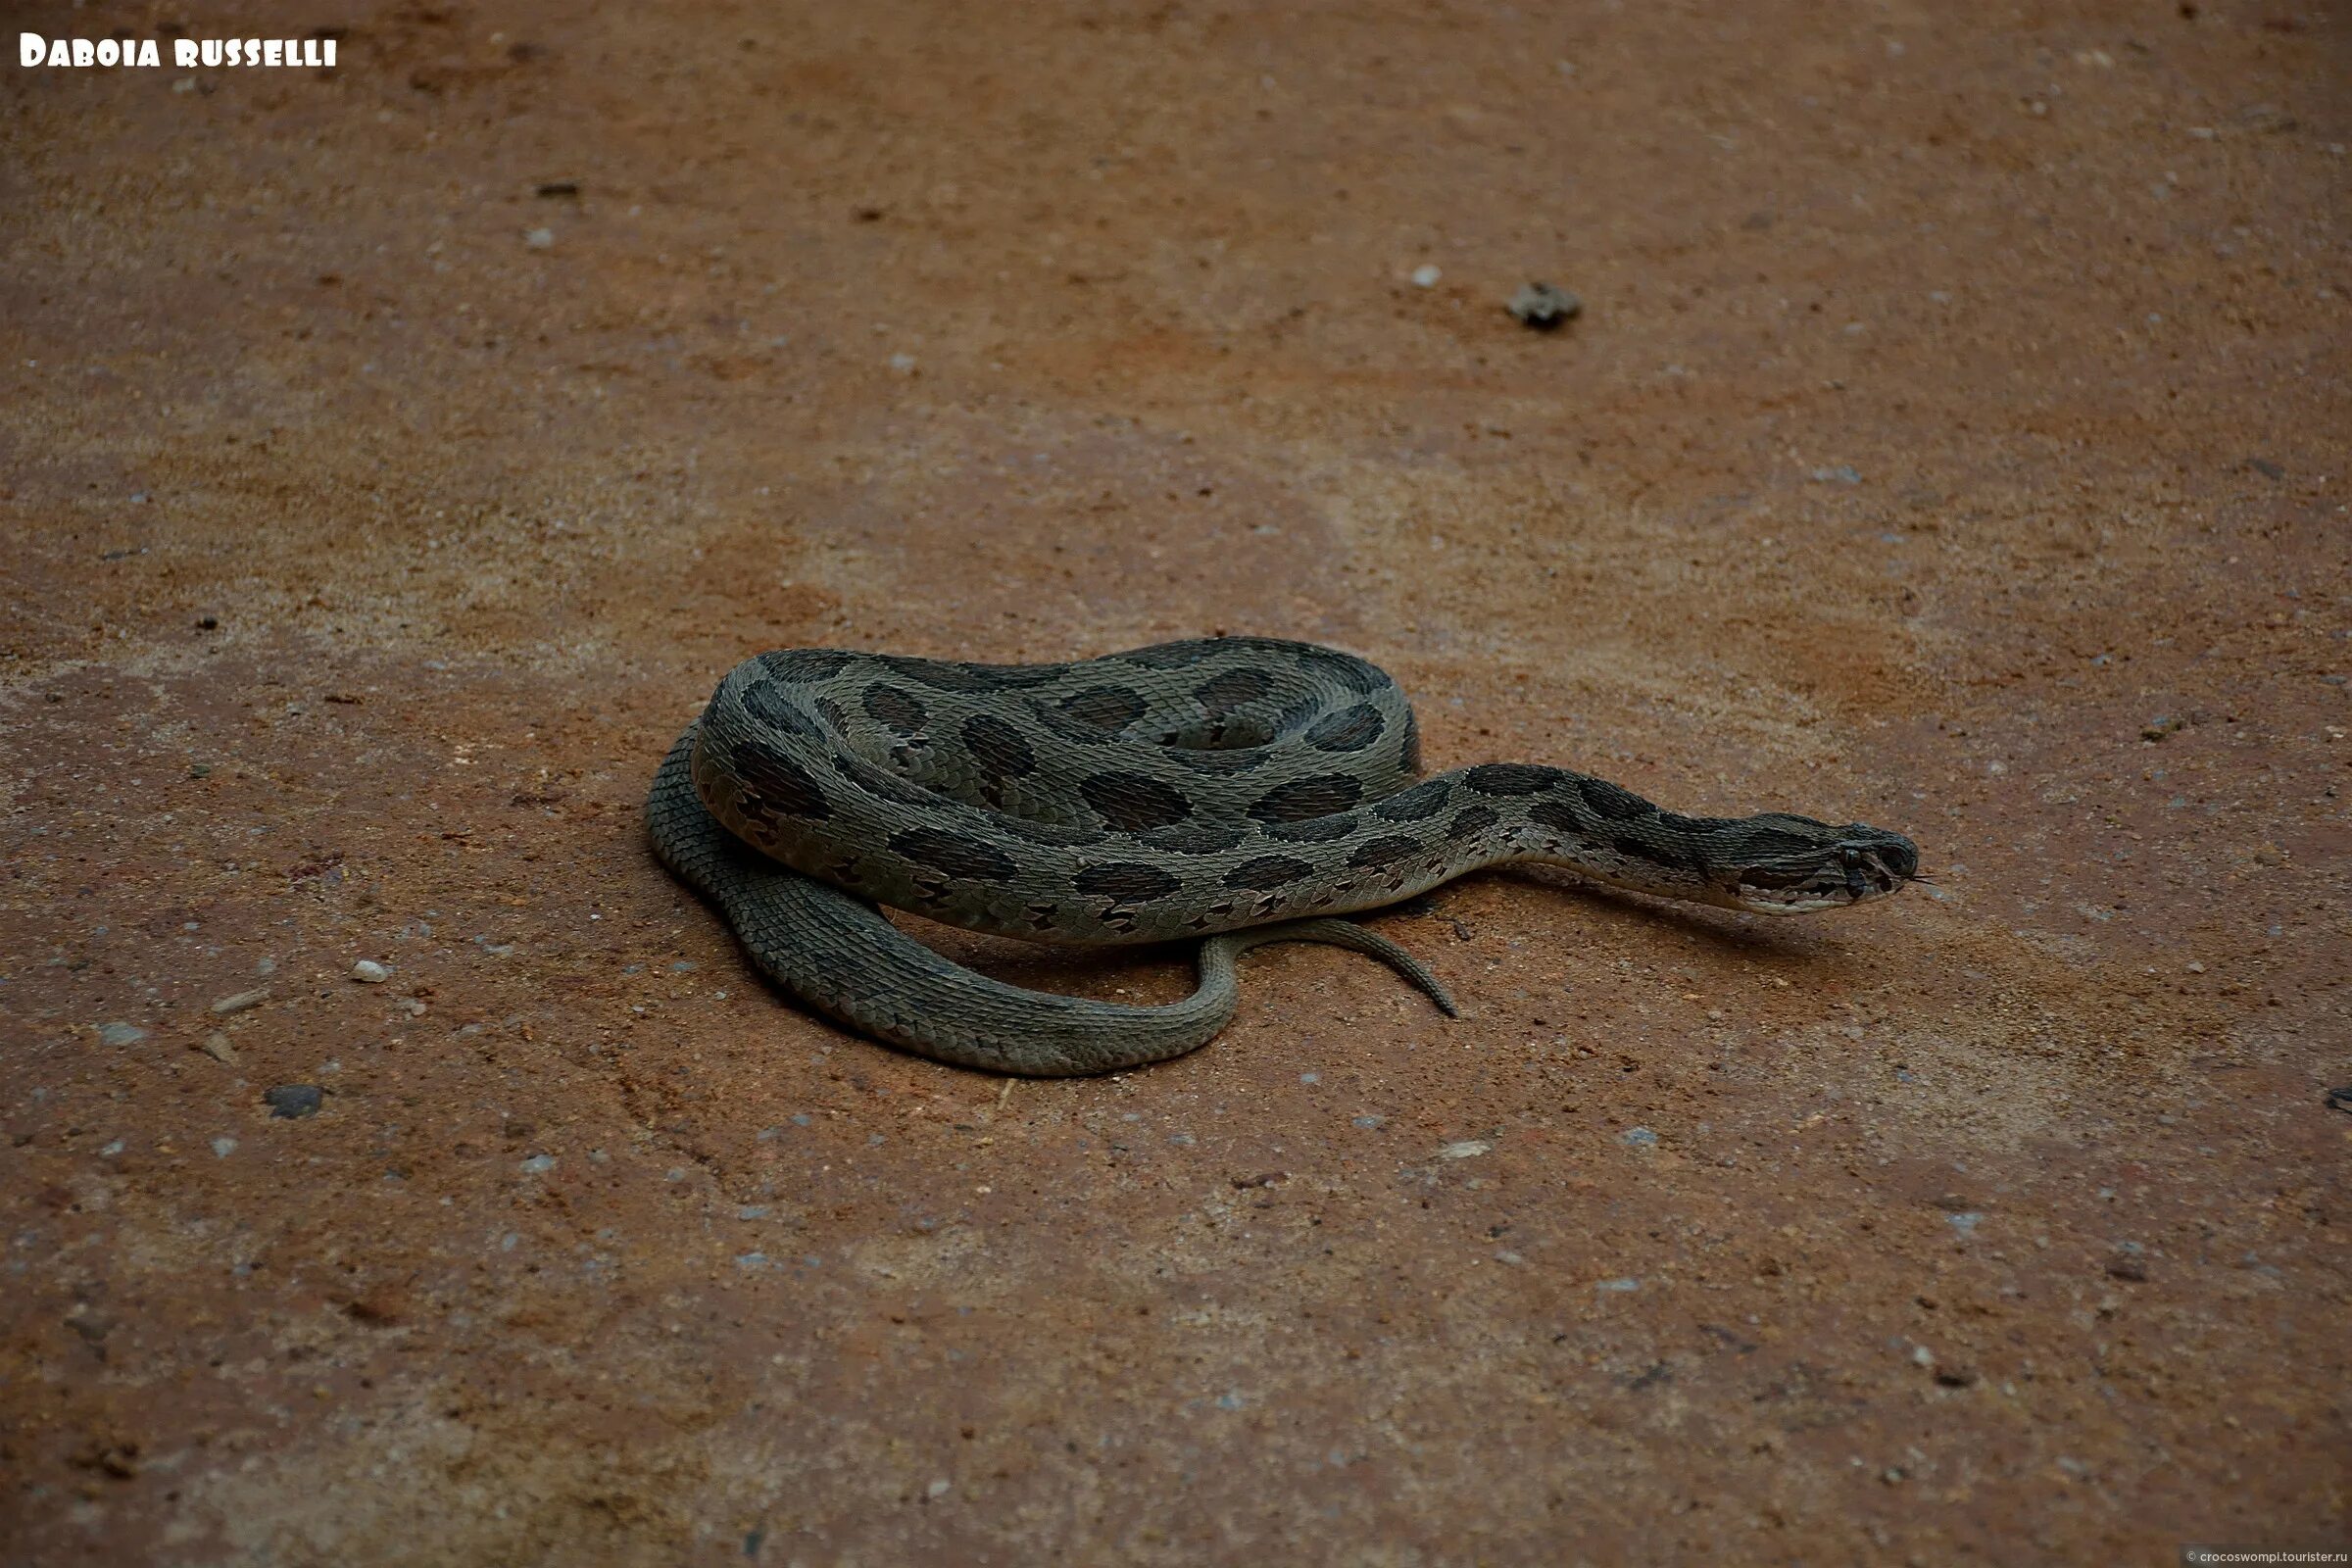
[4,1,2347,1562]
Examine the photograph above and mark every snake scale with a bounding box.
[647,637,1918,1076]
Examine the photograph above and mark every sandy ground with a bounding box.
[3,1,2347,1562]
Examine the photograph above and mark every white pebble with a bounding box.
[351,959,390,983]
[524,226,555,249]
[1410,264,1442,288]
[212,1137,238,1158]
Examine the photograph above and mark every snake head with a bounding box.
[1716,815,1921,913]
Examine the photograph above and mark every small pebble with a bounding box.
[188,762,213,778]
[1809,465,1864,485]
[212,1137,238,1158]
[1438,1140,1492,1159]
[520,1153,558,1174]
[211,988,270,1016]
[97,1022,147,1047]
[198,1032,239,1064]
[524,226,555,250]
[2141,715,2185,741]
[1506,281,1581,329]
[265,1085,324,1119]
[1621,1127,1659,1149]
[1409,264,1442,287]
[2325,1086,2352,1115]
[351,959,390,983]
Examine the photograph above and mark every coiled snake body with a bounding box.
[648,637,1918,1075]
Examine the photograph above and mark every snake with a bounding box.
[646,637,1919,1076]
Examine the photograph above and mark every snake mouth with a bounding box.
[1729,833,1921,914]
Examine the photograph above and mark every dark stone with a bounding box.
[266,1084,323,1119]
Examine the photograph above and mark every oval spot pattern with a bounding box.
[1528,800,1586,836]
[731,739,832,819]
[1305,703,1384,753]
[888,827,1018,882]
[1611,834,1675,867]
[1168,747,1272,775]
[999,816,1109,849]
[1030,702,1128,747]
[1446,806,1501,839]
[1141,820,1247,856]
[741,680,822,739]
[757,648,858,683]
[1372,778,1452,822]
[1574,775,1652,821]
[958,712,1036,778]
[1223,854,1315,891]
[1248,773,1364,822]
[878,656,992,694]
[1290,643,1389,695]
[1057,684,1148,731]
[861,683,928,736]
[830,753,935,808]
[1193,666,1274,717]
[1348,834,1423,869]
[1073,862,1183,905]
[1464,762,1557,796]
[1079,771,1195,831]
[1117,640,1227,670]
[1264,813,1358,844]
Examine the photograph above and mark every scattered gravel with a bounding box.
[265,1085,324,1119]
[351,959,390,983]
[1506,281,1580,329]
